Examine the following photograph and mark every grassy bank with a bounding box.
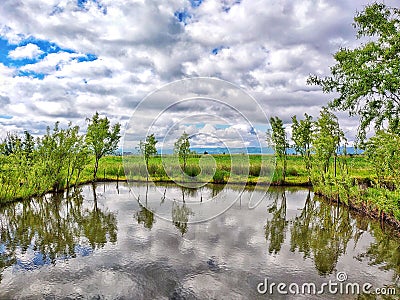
[97,154,374,185]
[98,154,400,228]
[2,153,395,229]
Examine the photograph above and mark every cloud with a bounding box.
[8,43,44,59]
[0,0,398,145]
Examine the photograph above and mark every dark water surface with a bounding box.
[0,182,399,299]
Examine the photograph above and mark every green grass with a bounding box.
[97,154,375,186]
[3,152,400,226]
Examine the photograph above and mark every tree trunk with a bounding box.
[93,157,99,181]
[334,155,337,177]
[283,155,287,183]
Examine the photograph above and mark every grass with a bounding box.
[3,152,400,227]
[96,154,375,186]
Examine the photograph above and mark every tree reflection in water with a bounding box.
[0,184,117,282]
[358,222,400,283]
[290,193,353,275]
[264,190,288,254]
[172,201,193,236]
[264,188,400,279]
[135,202,155,230]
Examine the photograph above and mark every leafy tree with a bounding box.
[174,132,191,172]
[291,113,313,182]
[85,112,121,180]
[139,133,158,179]
[364,129,400,187]
[308,3,400,141]
[0,132,21,156]
[35,122,87,191]
[312,108,345,175]
[266,116,289,182]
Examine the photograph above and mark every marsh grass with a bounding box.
[0,153,376,205]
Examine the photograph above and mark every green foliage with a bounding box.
[0,122,91,202]
[86,112,121,180]
[291,113,313,181]
[308,2,400,141]
[213,170,229,184]
[364,129,400,187]
[138,134,158,177]
[174,132,191,172]
[312,108,345,174]
[267,116,289,182]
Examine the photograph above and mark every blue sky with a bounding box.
[0,0,397,147]
[0,36,97,79]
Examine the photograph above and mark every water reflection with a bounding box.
[262,190,400,280]
[264,190,288,254]
[1,182,400,298]
[135,202,156,230]
[289,193,353,275]
[0,184,117,281]
[359,222,400,283]
[172,201,194,236]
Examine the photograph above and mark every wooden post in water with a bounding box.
[104,169,106,181]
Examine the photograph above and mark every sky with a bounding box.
[0,0,397,150]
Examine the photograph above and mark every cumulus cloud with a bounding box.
[8,43,44,59]
[0,0,397,145]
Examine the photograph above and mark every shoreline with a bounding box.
[2,176,399,234]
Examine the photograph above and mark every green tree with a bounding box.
[312,108,345,175]
[267,116,289,182]
[291,113,313,183]
[139,133,158,179]
[364,129,400,187]
[307,3,400,141]
[0,132,21,156]
[21,131,35,161]
[174,132,191,172]
[85,112,121,180]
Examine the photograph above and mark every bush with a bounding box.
[213,170,229,183]
[286,167,299,176]
[184,165,201,177]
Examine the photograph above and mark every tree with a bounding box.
[291,114,313,183]
[308,3,400,141]
[174,132,191,172]
[364,129,400,187]
[0,132,21,156]
[266,116,289,182]
[85,112,121,180]
[139,133,158,179]
[312,108,345,175]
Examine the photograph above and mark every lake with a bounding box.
[0,182,398,299]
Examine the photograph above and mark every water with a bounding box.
[0,182,399,299]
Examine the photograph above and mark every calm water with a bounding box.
[0,182,399,299]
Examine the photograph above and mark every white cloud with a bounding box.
[8,43,44,60]
[0,0,398,145]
